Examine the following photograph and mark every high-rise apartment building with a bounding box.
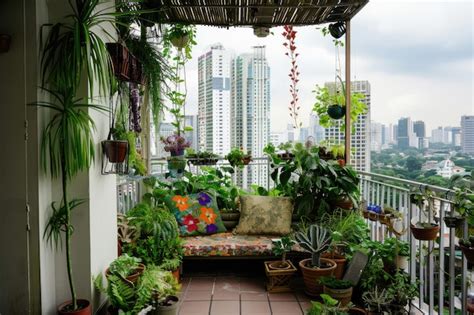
[309,113,325,144]
[461,115,474,154]
[370,121,383,153]
[324,80,371,172]
[231,46,270,188]
[431,127,444,143]
[397,117,418,149]
[198,44,232,156]
[413,120,427,149]
[451,127,462,146]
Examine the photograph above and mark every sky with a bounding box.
[180,0,474,135]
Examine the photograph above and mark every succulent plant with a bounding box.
[295,224,332,268]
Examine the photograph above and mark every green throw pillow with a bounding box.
[165,192,227,236]
[234,195,293,235]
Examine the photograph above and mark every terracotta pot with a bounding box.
[102,140,128,163]
[324,285,353,306]
[242,156,252,165]
[362,210,370,219]
[106,263,145,284]
[459,243,474,264]
[58,299,91,315]
[299,258,337,297]
[368,211,378,222]
[322,252,346,279]
[268,261,292,270]
[410,223,440,241]
[172,268,180,283]
[333,197,353,210]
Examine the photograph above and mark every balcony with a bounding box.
[114,156,474,315]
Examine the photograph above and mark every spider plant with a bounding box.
[32,87,106,311]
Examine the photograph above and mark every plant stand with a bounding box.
[264,260,297,293]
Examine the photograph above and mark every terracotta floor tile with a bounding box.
[184,290,213,301]
[268,292,297,301]
[179,301,211,315]
[239,280,266,292]
[212,290,240,300]
[210,300,240,315]
[295,292,311,303]
[299,301,312,313]
[188,278,215,292]
[241,301,271,314]
[271,301,303,314]
[240,292,269,301]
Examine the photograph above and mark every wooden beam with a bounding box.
[345,19,351,165]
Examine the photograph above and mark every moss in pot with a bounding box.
[295,225,337,296]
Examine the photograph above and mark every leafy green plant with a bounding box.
[163,24,197,59]
[306,294,348,315]
[122,203,183,268]
[95,265,180,314]
[312,78,367,133]
[386,271,418,308]
[226,147,252,168]
[378,237,409,264]
[295,225,332,268]
[320,276,353,290]
[109,254,141,279]
[272,236,295,264]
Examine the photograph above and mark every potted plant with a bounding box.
[226,147,252,168]
[385,271,418,313]
[264,236,297,292]
[312,76,367,132]
[295,225,337,296]
[306,294,349,315]
[459,236,474,264]
[321,276,353,306]
[362,287,391,315]
[164,24,196,51]
[186,149,220,166]
[410,189,440,241]
[151,295,180,315]
[162,134,190,176]
[106,254,145,284]
[379,237,409,272]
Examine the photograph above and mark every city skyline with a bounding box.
[180,1,473,134]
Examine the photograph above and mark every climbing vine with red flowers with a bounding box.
[282,25,301,128]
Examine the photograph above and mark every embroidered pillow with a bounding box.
[165,192,227,236]
[234,195,293,235]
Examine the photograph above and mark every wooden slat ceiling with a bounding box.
[153,0,369,27]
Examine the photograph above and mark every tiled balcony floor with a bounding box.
[179,276,310,315]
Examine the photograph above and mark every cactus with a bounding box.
[295,224,332,268]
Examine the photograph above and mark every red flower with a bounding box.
[183,215,199,232]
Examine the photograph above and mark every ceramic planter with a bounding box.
[443,216,464,229]
[57,299,91,315]
[153,296,180,315]
[459,243,474,264]
[167,157,186,178]
[299,258,337,296]
[396,255,409,270]
[322,252,347,279]
[327,104,345,119]
[264,260,297,293]
[323,285,353,306]
[410,223,440,241]
[102,140,128,163]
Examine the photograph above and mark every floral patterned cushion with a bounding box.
[165,192,227,237]
[182,232,274,257]
[234,196,293,235]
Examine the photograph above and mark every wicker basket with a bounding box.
[264,260,297,293]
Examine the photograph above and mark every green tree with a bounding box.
[406,156,422,172]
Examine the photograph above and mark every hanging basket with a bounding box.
[170,35,189,49]
[327,104,345,119]
[101,140,129,175]
[106,43,130,81]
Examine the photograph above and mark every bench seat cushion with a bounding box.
[182,232,275,257]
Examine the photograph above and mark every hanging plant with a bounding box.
[282,25,301,128]
[163,24,197,59]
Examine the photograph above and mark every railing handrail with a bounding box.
[358,170,455,197]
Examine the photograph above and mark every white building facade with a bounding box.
[461,116,474,154]
[198,44,232,156]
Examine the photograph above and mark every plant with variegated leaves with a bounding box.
[282,25,301,128]
[295,225,332,268]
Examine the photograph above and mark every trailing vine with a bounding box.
[282,25,301,128]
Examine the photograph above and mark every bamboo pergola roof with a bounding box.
[155,0,369,27]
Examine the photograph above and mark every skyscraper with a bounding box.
[413,120,427,149]
[431,127,444,143]
[397,117,418,149]
[309,113,325,144]
[324,80,371,172]
[231,46,270,187]
[198,44,232,156]
[461,115,474,154]
[370,121,383,153]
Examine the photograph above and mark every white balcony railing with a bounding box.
[116,157,472,314]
